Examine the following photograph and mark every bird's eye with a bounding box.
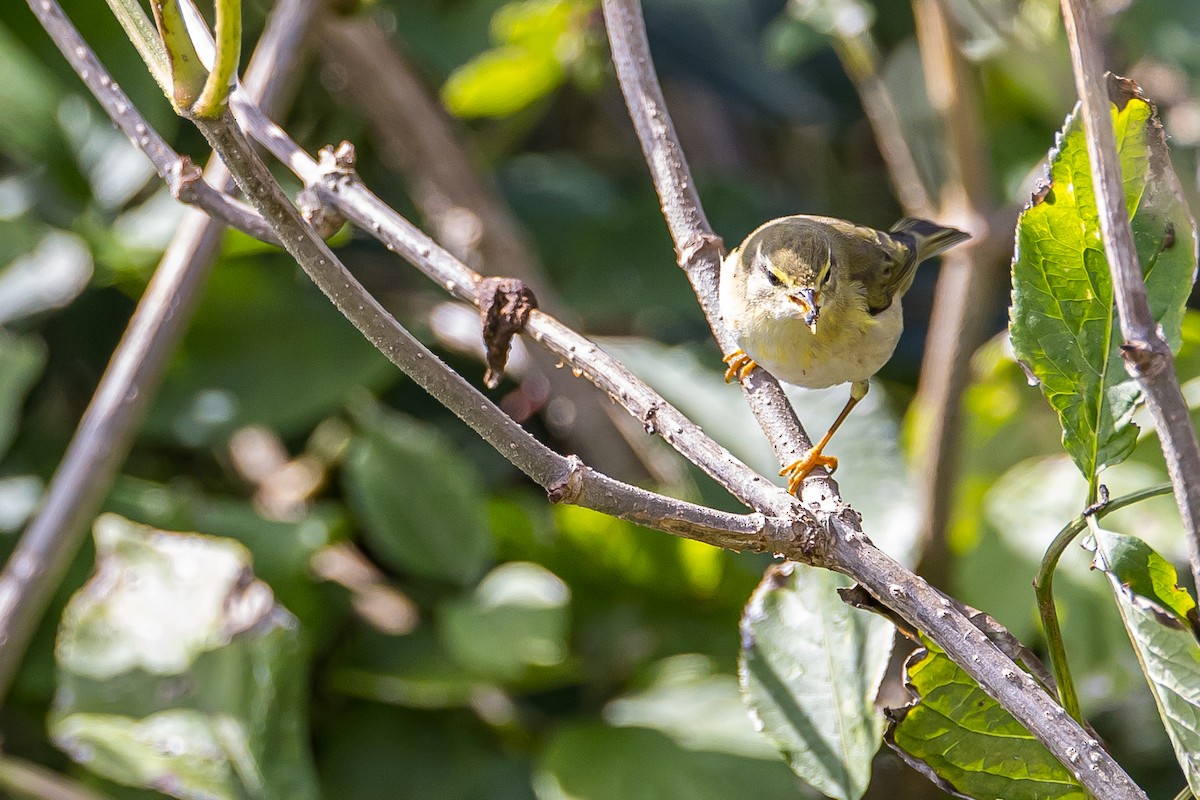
[766,270,784,287]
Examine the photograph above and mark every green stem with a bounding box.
[103,0,171,90]
[193,0,241,117]
[150,0,207,110]
[1033,483,1172,723]
[1172,786,1193,800]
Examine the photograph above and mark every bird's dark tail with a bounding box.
[889,217,971,260]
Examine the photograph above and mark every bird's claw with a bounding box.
[780,450,838,495]
[723,350,758,383]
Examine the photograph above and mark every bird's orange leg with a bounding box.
[722,350,758,383]
[780,392,861,494]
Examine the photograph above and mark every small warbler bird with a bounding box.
[719,215,970,494]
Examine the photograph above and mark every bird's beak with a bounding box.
[788,287,820,335]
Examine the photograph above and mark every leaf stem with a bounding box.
[103,0,170,90]
[150,0,206,110]
[194,0,241,117]
[1033,483,1172,722]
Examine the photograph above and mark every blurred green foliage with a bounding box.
[1,0,1200,798]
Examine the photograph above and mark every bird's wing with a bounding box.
[843,229,918,315]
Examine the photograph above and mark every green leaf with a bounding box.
[1010,75,1198,481]
[146,257,395,446]
[0,330,45,461]
[343,398,494,585]
[738,563,894,800]
[438,561,571,681]
[442,46,564,118]
[319,702,537,800]
[886,636,1085,800]
[492,0,579,50]
[52,514,317,800]
[104,476,344,627]
[1088,528,1200,794]
[534,722,807,800]
[605,654,780,760]
[330,626,506,710]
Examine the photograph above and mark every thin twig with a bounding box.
[1060,0,1200,595]
[0,0,317,703]
[0,754,113,800]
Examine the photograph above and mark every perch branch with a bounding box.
[1060,0,1200,595]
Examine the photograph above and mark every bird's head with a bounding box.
[738,223,835,335]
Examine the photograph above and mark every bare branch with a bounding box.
[1060,0,1200,595]
[0,0,317,703]
[599,0,836,505]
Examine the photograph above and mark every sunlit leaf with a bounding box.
[886,635,1085,800]
[438,561,571,680]
[104,476,344,626]
[1088,528,1200,793]
[606,654,780,760]
[52,514,317,800]
[443,47,563,119]
[1010,75,1198,480]
[343,397,494,585]
[0,231,93,326]
[739,563,893,800]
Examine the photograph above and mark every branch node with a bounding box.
[479,276,538,389]
[298,186,347,239]
[547,455,586,504]
[677,232,723,270]
[317,140,358,174]
[169,155,204,198]
[1120,337,1170,378]
[640,401,662,434]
